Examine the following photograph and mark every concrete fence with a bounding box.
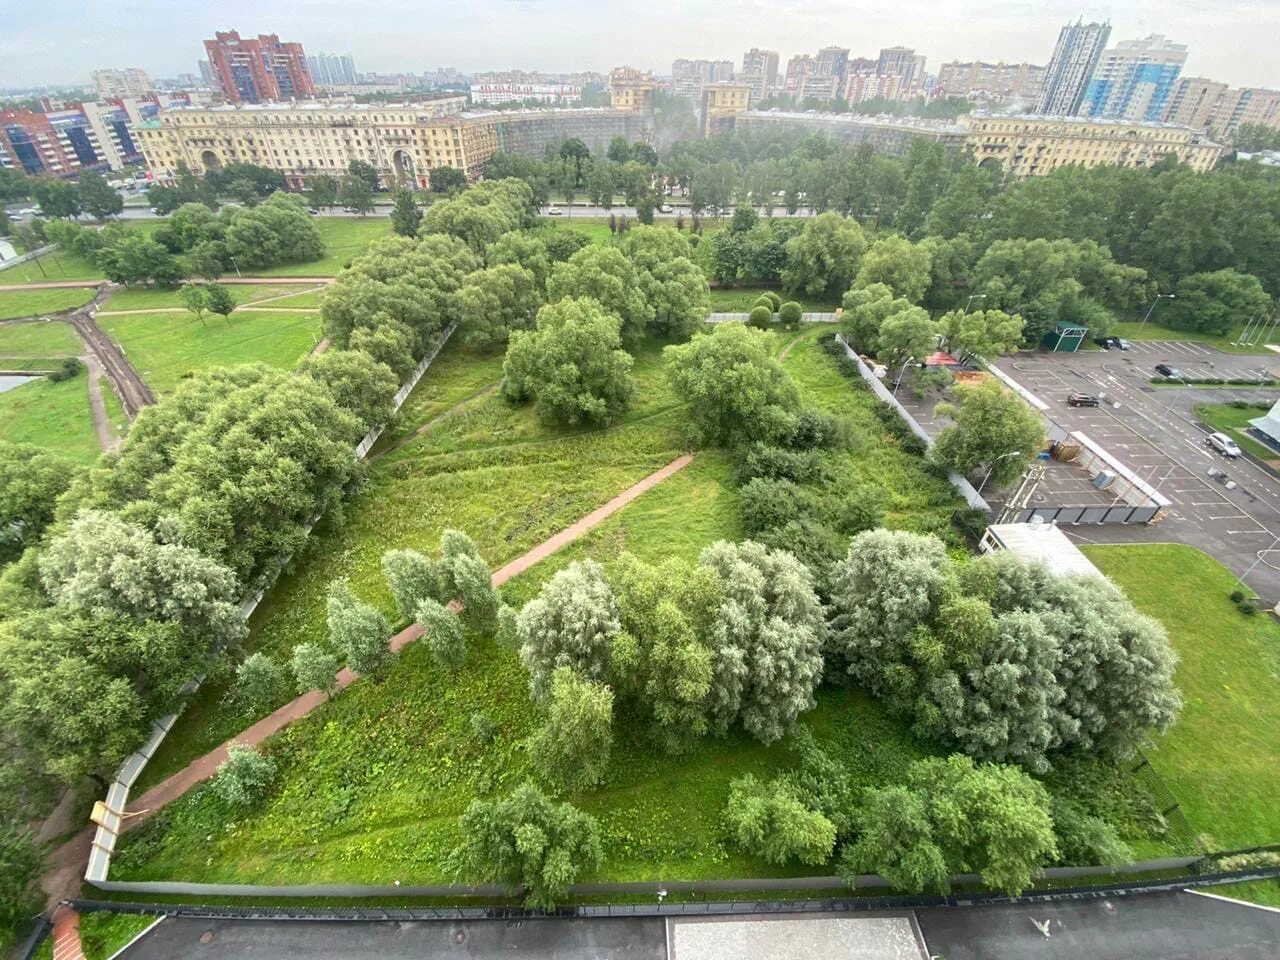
[0,243,56,272]
[85,326,458,886]
[707,311,841,324]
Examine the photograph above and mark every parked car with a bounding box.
[1094,336,1130,351]
[1067,393,1100,407]
[546,207,562,216]
[342,206,359,213]
[1154,363,1186,380]
[1206,432,1242,458]
[308,207,320,215]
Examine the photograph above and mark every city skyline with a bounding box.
[2,0,1278,92]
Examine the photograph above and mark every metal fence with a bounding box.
[1129,753,1200,856]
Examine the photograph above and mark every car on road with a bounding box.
[342,206,359,213]
[546,207,562,216]
[1206,432,1242,458]
[5,214,20,222]
[1094,336,1130,351]
[18,207,37,215]
[1067,393,1100,407]
[1155,363,1186,380]
[308,207,320,215]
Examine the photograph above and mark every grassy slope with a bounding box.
[0,369,100,462]
[77,912,157,960]
[98,310,322,393]
[1195,402,1279,463]
[707,289,840,313]
[0,250,103,285]
[0,288,96,319]
[103,284,322,312]
[1082,543,1280,849]
[0,319,82,357]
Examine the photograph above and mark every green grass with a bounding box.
[0,249,104,285]
[98,310,322,393]
[1210,879,1280,908]
[0,288,95,319]
[707,288,840,313]
[99,376,129,443]
[0,369,101,462]
[102,284,322,312]
[254,288,328,308]
[78,912,158,960]
[1082,543,1280,850]
[1195,402,1279,463]
[251,218,393,276]
[0,319,81,358]
[1110,320,1280,356]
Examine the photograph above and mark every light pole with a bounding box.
[892,356,916,398]
[963,293,987,315]
[228,255,241,278]
[978,450,1023,495]
[1138,293,1175,330]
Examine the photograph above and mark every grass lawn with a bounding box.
[252,287,328,309]
[0,288,96,319]
[1110,320,1280,356]
[251,217,393,276]
[707,288,841,313]
[0,369,101,462]
[0,249,104,285]
[78,912,157,960]
[1211,879,1280,908]
[102,283,323,312]
[99,376,129,443]
[1082,543,1280,850]
[0,319,82,358]
[98,310,322,393]
[1194,402,1280,465]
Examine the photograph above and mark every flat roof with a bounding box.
[984,522,1103,578]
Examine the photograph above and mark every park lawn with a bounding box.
[1195,402,1280,465]
[1110,320,1280,356]
[0,369,101,462]
[251,217,393,276]
[77,912,158,960]
[707,288,841,313]
[97,310,323,393]
[0,288,95,319]
[251,287,328,308]
[1211,879,1280,909]
[102,283,321,312]
[0,318,81,357]
[1082,543,1280,850]
[0,249,103,285]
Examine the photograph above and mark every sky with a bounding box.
[2,0,1278,91]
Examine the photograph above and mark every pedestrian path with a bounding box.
[121,453,694,828]
[50,905,85,960]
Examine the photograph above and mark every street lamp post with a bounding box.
[228,255,241,278]
[978,450,1023,495]
[891,356,916,398]
[963,293,987,315]
[1138,293,1175,330]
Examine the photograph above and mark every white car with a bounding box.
[1206,432,1242,458]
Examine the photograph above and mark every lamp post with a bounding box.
[1138,293,1175,330]
[978,450,1023,495]
[892,356,916,398]
[963,293,987,315]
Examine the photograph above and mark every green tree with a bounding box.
[724,774,836,866]
[339,175,375,215]
[457,263,541,348]
[932,380,1045,485]
[307,174,339,209]
[664,324,800,444]
[730,205,759,234]
[326,580,391,677]
[231,652,288,714]
[502,297,635,426]
[585,161,616,209]
[96,235,183,287]
[530,667,614,792]
[749,304,772,328]
[546,245,652,345]
[390,188,422,236]
[782,212,867,298]
[1168,269,1272,336]
[938,308,1024,360]
[514,559,620,699]
[289,642,340,697]
[31,177,81,218]
[457,783,603,909]
[347,159,381,190]
[778,300,803,330]
[436,528,500,633]
[381,548,442,621]
[429,166,468,194]
[854,235,933,303]
[416,597,466,667]
[76,172,123,219]
[301,348,399,430]
[877,304,938,367]
[0,443,76,563]
[0,819,42,931]
[489,232,552,290]
[179,282,209,324]
[212,743,276,809]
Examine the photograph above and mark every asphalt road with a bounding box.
[1001,341,1280,601]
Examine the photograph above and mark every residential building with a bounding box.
[815,46,850,83]
[307,52,357,87]
[936,61,1046,101]
[963,113,1222,177]
[671,59,734,100]
[877,46,923,93]
[733,110,966,155]
[91,68,153,99]
[1035,19,1111,116]
[0,97,181,175]
[137,100,646,188]
[784,54,814,94]
[701,82,752,137]
[742,48,779,91]
[798,75,841,102]
[608,66,656,122]
[1165,78,1280,137]
[203,30,315,104]
[1080,34,1187,122]
[198,60,216,87]
[469,81,581,105]
[843,70,902,106]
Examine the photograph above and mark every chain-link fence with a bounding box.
[1129,753,1200,855]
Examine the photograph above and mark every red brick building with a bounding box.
[203,30,315,104]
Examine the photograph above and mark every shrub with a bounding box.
[417,597,466,667]
[0,819,41,931]
[381,548,441,621]
[900,433,928,456]
[469,711,496,743]
[778,301,803,329]
[788,407,839,450]
[1229,588,1247,603]
[289,642,340,696]
[753,295,774,312]
[1051,798,1132,867]
[763,291,782,312]
[229,653,288,714]
[529,667,613,792]
[739,476,816,536]
[46,357,83,382]
[838,487,886,535]
[724,774,836,866]
[734,442,823,485]
[748,305,772,328]
[212,743,276,809]
[1237,599,1258,616]
[326,580,391,677]
[951,506,992,542]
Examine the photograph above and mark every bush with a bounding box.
[416,597,466,667]
[753,295,774,312]
[229,653,288,714]
[839,487,886,535]
[724,774,836,866]
[734,442,823,485]
[788,407,840,450]
[0,819,41,931]
[1238,599,1258,616]
[739,477,816,536]
[951,507,992,542]
[748,305,773,328]
[778,301,803,329]
[529,667,613,793]
[1229,589,1247,603]
[212,743,276,809]
[289,642,340,696]
[900,433,928,456]
[1051,798,1132,867]
[46,357,83,382]
[763,291,782,312]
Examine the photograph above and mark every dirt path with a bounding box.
[82,354,117,453]
[308,336,331,358]
[67,287,154,418]
[367,381,501,463]
[119,453,694,828]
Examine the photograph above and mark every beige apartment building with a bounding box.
[962,114,1223,177]
[138,98,645,188]
[1165,77,1280,138]
[702,82,752,137]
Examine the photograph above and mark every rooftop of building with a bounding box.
[740,109,967,132]
[983,521,1104,579]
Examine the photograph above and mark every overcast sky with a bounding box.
[2,0,1278,90]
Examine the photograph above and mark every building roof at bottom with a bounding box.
[984,522,1103,578]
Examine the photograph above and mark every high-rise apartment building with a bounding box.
[203,30,315,104]
[1080,34,1187,122]
[815,46,850,82]
[1165,78,1280,138]
[671,59,734,99]
[742,48,779,91]
[877,47,923,93]
[1035,19,1111,116]
[843,70,902,105]
[306,52,357,87]
[784,55,814,94]
[0,96,186,176]
[937,61,1046,100]
[92,68,153,99]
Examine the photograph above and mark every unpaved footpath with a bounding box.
[67,285,154,417]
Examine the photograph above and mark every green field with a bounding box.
[98,310,323,393]
[1083,543,1280,850]
[707,288,841,313]
[0,319,81,358]
[0,369,101,462]
[1111,320,1280,356]
[102,283,325,312]
[0,249,104,285]
[252,287,328,308]
[1195,402,1279,464]
[0,288,96,319]
[251,217,394,276]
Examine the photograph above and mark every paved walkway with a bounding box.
[0,276,335,291]
[121,453,693,828]
[50,904,85,960]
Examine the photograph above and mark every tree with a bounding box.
[514,559,620,699]
[339,175,375,215]
[782,212,867,298]
[877,304,938,367]
[307,174,339,209]
[0,819,42,931]
[0,443,76,563]
[212,743,276,809]
[77,172,123,220]
[778,300,803,329]
[437,529,500,633]
[347,159,380,191]
[724,774,836,866]
[607,136,631,164]
[843,754,1057,895]
[664,324,800,445]
[489,232,552,290]
[457,783,602,909]
[730,205,759,234]
[749,304,772,328]
[854,235,933,303]
[529,667,613,792]
[301,348,398,430]
[31,178,81,219]
[183,240,226,280]
[1168,269,1272,336]
[326,580,391,677]
[938,308,1024,361]
[546,245,652,344]
[502,297,635,426]
[457,263,541,348]
[179,282,209,324]
[557,137,591,186]
[289,642,340,696]
[205,283,236,321]
[381,548,442,621]
[739,477,817,536]
[429,165,468,194]
[227,177,261,207]
[390,188,422,236]
[585,161,616,209]
[231,652,288,714]
[96,235,183,287]
[416,597,466,667]
[932,380,1045,486]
